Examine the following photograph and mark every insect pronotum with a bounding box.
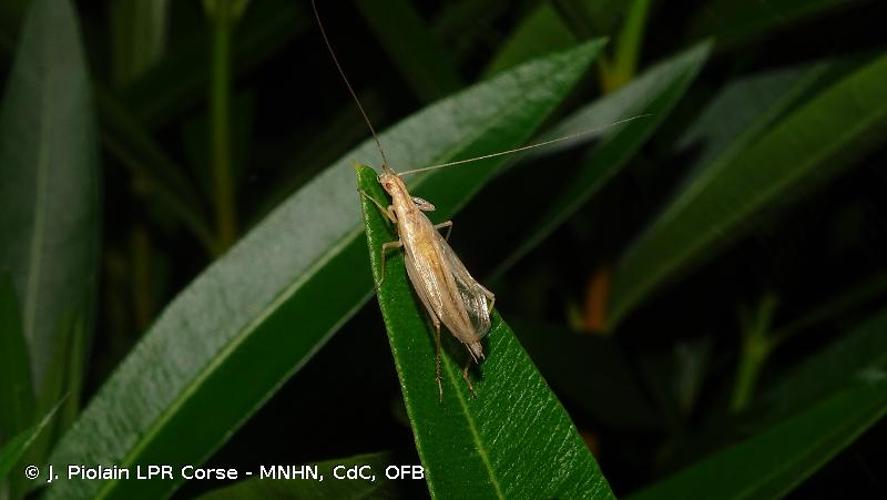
[312,0,647,400]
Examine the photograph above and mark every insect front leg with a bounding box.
[358,189,397,224]
[434,220,453,241]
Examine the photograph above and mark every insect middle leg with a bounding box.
[434,220,453,240]
[379,240,403,285]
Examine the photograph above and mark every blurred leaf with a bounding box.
[752,307,887,431]
[21,311,89,496]
[690,0,868,49]
[0,275,34,444]
[608,52,887,328]
[511,320,661,430]
[565,0,627,35]
[255,91,387,222]
[661,295,887,471]
[676,61,832,177]
[355,0,462,102]
[432,0,510,61]
[46,42,604,500]
[0,0,99,400]
[199,451,396,499]
[495,42,711,278]
[772,271,887,346]
[0,0,27,52]
[96,87,215,253]
[357,166,613,499]
[108,0,169,86]
[0,402,60,485]
[483,3,577,77]
[203,0,250,22]
[182,92,255,204]
[124,0,306,129]
[631,311,887,500]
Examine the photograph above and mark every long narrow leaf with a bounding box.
[609,53,887,327]
[0,0,98,406]
[483,4,577,77]
[0,276,33,444]
[355,0,462,102]
[631,309,887,499]
[495,42,710,278]
[689,0,865,49]
[46,42,605,500]
[357,165,614,499]
[0,401,61,484]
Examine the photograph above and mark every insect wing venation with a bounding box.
[434,230,492,342]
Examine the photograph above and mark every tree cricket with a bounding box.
[312,0,646,400]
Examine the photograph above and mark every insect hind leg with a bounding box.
[482,285,496,312]
[462,357,477,398]
[432,319,444,401]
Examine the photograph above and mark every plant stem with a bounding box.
[601,0,651,93]
[730,294,778,412]
[209,1,237,251]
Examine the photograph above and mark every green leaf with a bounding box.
[0,275,34,444]
[676,61,832,177]
[631,310,887,500]
[608,52,887,328]
[511,320,661,430]
[753,307,887,431]
[46,42,604,500]
[355,0,462,102]
[689,0,865,49]
[0,275,34,500]
[357,166,613,499]
[0,401,61,485]
[432,0,510,63]
[124,0,307,129]
[96,86,215,253]
[108,0,169,86]
[494,42,711,278]
[0,0,99,403]
[198,451,396,499]
[483,4,577,77]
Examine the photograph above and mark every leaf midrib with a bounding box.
[23,35,53,367]
[440,333,506,499]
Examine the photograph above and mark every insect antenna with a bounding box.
[397,114,652,177]
[311,0,391,171]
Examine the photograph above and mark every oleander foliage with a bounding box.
[0,0,884,499]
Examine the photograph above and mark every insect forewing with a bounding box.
[434,230,492,341]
